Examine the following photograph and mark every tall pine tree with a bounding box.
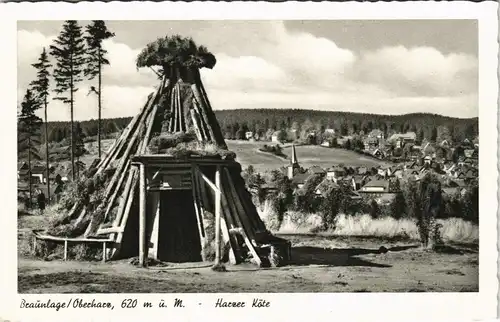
[50,20,86,181]
[18,89,43,208]
[84,20,115,160]
[30,48,52,202]
[74,121,86,178]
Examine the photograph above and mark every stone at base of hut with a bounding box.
[211,263,227,272]
[254,232,292,267]
[128,257,169,267]
[258,242,291,268]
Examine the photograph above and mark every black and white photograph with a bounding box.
[15,18,484,292]
[0,1,497,321]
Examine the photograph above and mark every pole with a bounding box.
[139,164,146,267]
[214,167,221,267]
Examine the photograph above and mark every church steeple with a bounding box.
[291,143,298,165]
[288,144,300,179]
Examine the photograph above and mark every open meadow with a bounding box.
[76,139,390,173]
[226,140,390,172]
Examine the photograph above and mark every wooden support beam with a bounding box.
[103,123,142,198]
[96,226,124,235]
[177,83,185,132]
[110,174,138,259]
[191,84,215,142]
[139,102,159,154]
[103,160,130,221]
[197,76,227,148]
[191,167,205,247]
[190,107,204,142]
[173,86,179,132]
[222,168,261,266]
[192,98,210,141]
[200,171,220,194]
[214,166,222,267]
[220,180,242,264]
[139,164,147,268]
[74,208,87,227]
[31,235,36,255]
[102,242,107,263]
[169,86,175,132]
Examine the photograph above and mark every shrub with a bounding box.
[390,193,407,219]
[70,243,103,261]
[404,174,444,249]
[369,200,380,219]
[258,144,287,159]
[318,188,342,230]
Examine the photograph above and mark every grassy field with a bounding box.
[53,138,389,173]
[284,145,393,168]
[226,140,390,172]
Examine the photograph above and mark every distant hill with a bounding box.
[40,108,478,144]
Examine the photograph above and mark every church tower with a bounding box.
[288,144,300,179]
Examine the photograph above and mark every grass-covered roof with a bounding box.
[136,35,216,70]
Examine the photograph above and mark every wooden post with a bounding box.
[32,235,36,255]
[191,167,205,252]
[102,242,107,263]
[214,167,222,267]
[64,240,68,261]
[139,164,147,267]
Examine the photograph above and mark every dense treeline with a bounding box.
[40,109,478,145]
[40,117,131,143]
[216,109,479,143]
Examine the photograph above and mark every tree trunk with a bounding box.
[70,76,75,182]
[44,98,50,203]
[98,49,102,160]
[28,136,32,209]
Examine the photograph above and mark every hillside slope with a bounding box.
[226,140,389,172]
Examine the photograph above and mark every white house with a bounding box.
[359,180,390,193]
[326,167,346,182]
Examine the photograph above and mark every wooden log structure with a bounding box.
[44,60,291,269]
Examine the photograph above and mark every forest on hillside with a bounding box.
[40,109,479,145]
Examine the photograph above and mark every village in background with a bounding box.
[19,111,479,224]
[17,20,479,293]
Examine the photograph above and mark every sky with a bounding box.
[17,20,478,121]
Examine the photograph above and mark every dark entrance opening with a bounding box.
[157,189,202,262]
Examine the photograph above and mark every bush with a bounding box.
[404,174,444,249]
[258,144,287,159]
[318,188,342,230]
[259,199,282,231]
[390,193,407,219]
[71,243,103,261]
[369,200,380,219]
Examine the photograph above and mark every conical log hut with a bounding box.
[37,35,291,268]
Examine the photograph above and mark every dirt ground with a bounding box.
[18,234,478,293]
